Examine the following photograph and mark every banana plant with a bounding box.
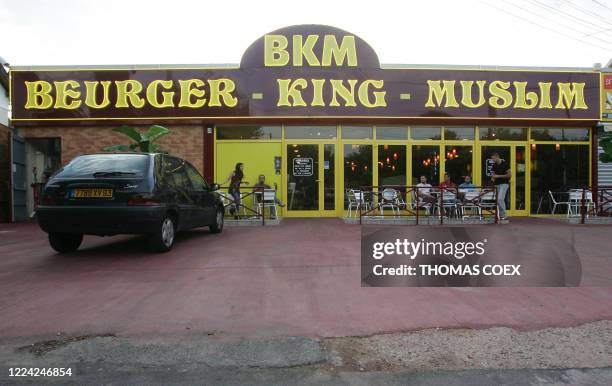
[104,125,170,153]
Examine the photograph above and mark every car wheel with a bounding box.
[148,215,176,252]
[48,233,83,253]
[209,208,224,234]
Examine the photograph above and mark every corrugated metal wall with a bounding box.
[599,146,612,187]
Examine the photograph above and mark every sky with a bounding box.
[1,0,611,68]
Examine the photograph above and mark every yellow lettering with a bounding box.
[146,80,175,108]
[311,79,326,106]
[24,81,53,109]
[488,81,512,109]
[53,80,81,109]
[460,80,486,108]
[208,79,238,107]
[358,79,387,107]
[277,78,308,107]
[293,35,320,66]
[513,81,538,109]
[555,82,587,109]
[329,79,358,107]
[538,82,553,108]
[178,79,206,108]
[115,80,145,108]
[425,80,458,108]
[264,35,289,67]
[321,35,358,66]
[84,81,111,109]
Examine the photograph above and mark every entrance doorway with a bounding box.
[25,138,61,217]
[285,143,336,216]
[480,144,527,216]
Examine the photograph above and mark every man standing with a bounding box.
[490,152,511,221]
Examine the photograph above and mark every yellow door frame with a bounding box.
[283,141,338,217]
[478,141,530,216]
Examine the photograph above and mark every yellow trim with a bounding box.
[9,66,239,72]
[10,66,598,73]
[11,116,600,122]
[381,66,599,73]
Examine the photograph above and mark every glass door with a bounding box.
[286,143,336,216]
[480,145,528,216]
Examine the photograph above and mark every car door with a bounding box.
[163,156,194,230]
[185,163,216,226]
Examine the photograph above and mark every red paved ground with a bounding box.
[0,218,611,339]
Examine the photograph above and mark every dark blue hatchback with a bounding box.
[37,153,224,253]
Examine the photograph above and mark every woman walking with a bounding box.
[222,163,247,218]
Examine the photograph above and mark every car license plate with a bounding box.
[73,188,113,199]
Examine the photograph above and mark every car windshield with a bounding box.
[54,154,149,178]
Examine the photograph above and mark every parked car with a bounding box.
[36,153,224,253]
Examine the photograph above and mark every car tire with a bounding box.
[48,233,83,253]
[148,214,176,252]
[209,208,224,234]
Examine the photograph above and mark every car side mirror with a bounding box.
[210,183,220,191]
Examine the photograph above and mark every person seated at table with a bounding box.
[439,173,458,193]
[416,175,435,203]
[252,174,285,207]
[459,175,477,192]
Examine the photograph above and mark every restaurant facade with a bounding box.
[5,24,609,219]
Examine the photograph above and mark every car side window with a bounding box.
[163,156,192,190]
[185,164,208,191]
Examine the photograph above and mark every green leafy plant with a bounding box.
[104,125,170,153]
[600,135,612,163]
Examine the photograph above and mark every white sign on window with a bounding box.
[293,158,314,176]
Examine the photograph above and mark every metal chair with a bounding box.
[257,189,279,219]
[549,190,570,215]
[352,189,370,217]
[411,189,433,215]
[217,192,231,215]
[479,190,497,218]
[437,189,459,218]
[568,189,593,218]
[461,189,483,219]
[380,188,400,217]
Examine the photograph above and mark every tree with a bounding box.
[104,125,170,153]
[600,135,612,163]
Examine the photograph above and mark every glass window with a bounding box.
[412,145,440,185]
[530,128,589,141]
[516,146,526,211]
[55,154,148,178]
[285,125,337,139]
[377,126,408,140]
[444,146,473,186]
[216,125,281,140]
[411,127,441,140]
[163,156,191,189]
[344,144,372,190]
[378,145,406,187]
[324,144,335,210]
[479,127,527,140]
[287,144,319,210]
[342,125,373,139]
[444,127,474,140]
[185,163,207,189]
[530,144,589,214]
